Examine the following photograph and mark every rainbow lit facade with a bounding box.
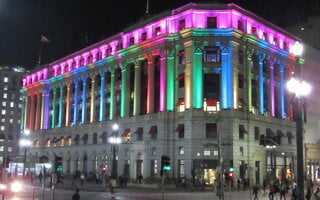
[21,3,298,185]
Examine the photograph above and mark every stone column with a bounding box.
[51,88,57,129]
[58,85,64,128]
[35,92,42,130]
[159,51,167,112]
[134,61,141,115]
[43,89,50,129]
[29,94,36,130]
[99,71,106,122]
[121,63,129,118]
[73,79,79,125]
[65,82,71,126]
[81,77,87,124]
[90,75,96,123]
[147,57,155,113]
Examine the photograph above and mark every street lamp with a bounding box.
[109,123,120,179]
[19,131,32,177]
[287,41,311,200]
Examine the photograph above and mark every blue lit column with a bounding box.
[279,62,285,119]
[81,77,87,124]
[221,43,233,109]
[258,55,265,115]
[99,70,106,121]
[73,79,79,125]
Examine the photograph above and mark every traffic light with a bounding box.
[101,166,107,173]
[161,155,171,171]
[54,155,63,173]
[224,172,234,180]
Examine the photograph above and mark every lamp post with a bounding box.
[287,41,311,200]
[20,129,31,177]
[109,124,120,179]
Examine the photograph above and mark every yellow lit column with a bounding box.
[184,41,193,109]
[65,82,71,126]
[147,57,154,114]
[90,75,96,123]
[29,94,36,130]
[134,61,141,115]
[40,91,45,130]
[246,49,254,112]
[121,63,129,118]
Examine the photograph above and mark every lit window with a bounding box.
[0,126,4,131]
[9,119,13,123]
[3,93,7,99]
[11,94,15,99]
[8,147,12,152]
[19,96,23,100]
[204,147,211,156]
[2,102,6,107]
[178,50,185,64]
[3,85,8,90]
[1,119,4,123]
[154,27,161,36]
[178,19,186,31]
[141,32,147,42]
[10,102,14,108]
[1,110,5,115]
[179,146,185,155]
[0,146,3,151]
[18,104,22,108]
[3,77,8,83]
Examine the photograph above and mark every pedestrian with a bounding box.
[80,173,85,186]
[315,187,320,200]
[279,181,287,200]
[268,183,274,200]
[237,178,241,191]
[292,185,298,200]
[72,188,80,200]
[39,172,43,184]
[252,184,260,200]
[306,185,312,200]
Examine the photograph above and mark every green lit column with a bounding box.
[110,69,115,120]
[246,49,253,112]
[51,88,57,129]
[134,61,141,115]
[166,50,175,111]
[121,63,129,118]
[191,42,203,109]
[99,70,106,122]
[58,85,64,127]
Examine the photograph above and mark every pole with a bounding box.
[23,147,27,177]
[295,98,304,200]
[218,132,224,200]
[42,165,45,200]
[112,145,117,179]
[161,173,164,200]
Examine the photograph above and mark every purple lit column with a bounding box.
[159,52,167,111]
[270,61,275,116]
[43,89,50,129]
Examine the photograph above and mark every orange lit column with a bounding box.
[34,92,42,130]
[184,41,193,109]
[23,95,29,131]
[90,75,96,123]
[134,61,141,115]
[65,82,71,126]
[147,57,154,114]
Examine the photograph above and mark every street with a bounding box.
[2,183,285,200]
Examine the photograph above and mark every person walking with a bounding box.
[279,181,287,200]
[306,185,312,200]
[72,189,80,200]
[80,173,85,186]
[252,184,260,200]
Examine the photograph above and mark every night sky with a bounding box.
[0,0,319,70]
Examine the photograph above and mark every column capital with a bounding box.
[193,40,204,53]
[246,48,255,60]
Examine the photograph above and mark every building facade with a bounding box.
[21,3,300,186]
[0,66,26,168]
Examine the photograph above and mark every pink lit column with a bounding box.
[147,57,154,114]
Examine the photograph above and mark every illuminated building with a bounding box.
[22,3,300,185]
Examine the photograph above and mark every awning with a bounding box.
[65,136,72,140]
[266,128,275,137]
[176,99,185,106]
[122,129,130,137]
[206,99,217,106]
[81,134,88,140]
[287,131,295,138]
[100,132,108,138]
[175,124,184,132]
[175,75,185,81]
[239,125,248,134]
[74,135,80,141]
[148,126,157,134]
[33,139,39,145]
[135,127,143,134]
[55,136,64,143]
[277,130,285,137]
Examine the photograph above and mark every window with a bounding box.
[206,123,217,138]
[262,32,268,41]
[239,125,247,139]
[178,19,186,31]
[238,50,244,65]
[151,159,158,176]
[10,102,14,108]
[4,77,8,83]
[7,147,12,152]
[2,102,6,107]
[93,133,97,144]
[283,42,288,51]
[141,32,147,42]
[152,147,156,156]
[0,126,4,131]
[178,160,185,177]
[178,50,185,64]
[179,146,185,155]
[177,74,185,88]
[149,126,157,140]
[0,146,3,151]
[136,127,143,141]
[203,46,221,63]
[273,37,278,46]
[175,124,184,138]
[1,110,5,115]
[3,85,7,90]
[207,17,217,28]
[0,134,4,141]
[237,20,244,31]
[204,146,211,156]
[176,99,185,113]
[129,37,134,46]
[0,119,4,123]
[154,27,161,36]
[254,127,260,140]
[3,93,7,99]
[239,147,244,155]
[251,27,257,36]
